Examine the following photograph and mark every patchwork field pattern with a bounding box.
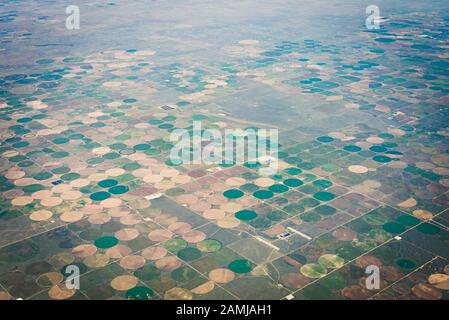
[0,0,448,300]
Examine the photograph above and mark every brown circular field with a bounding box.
[120,255,146,270]
[111,275,139,291]
[148,229,173,242]
[208,268,235,283]
[72,244,97,257]
[155,256,182,271]
[106,245,132,259]
[141,246,168,260]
